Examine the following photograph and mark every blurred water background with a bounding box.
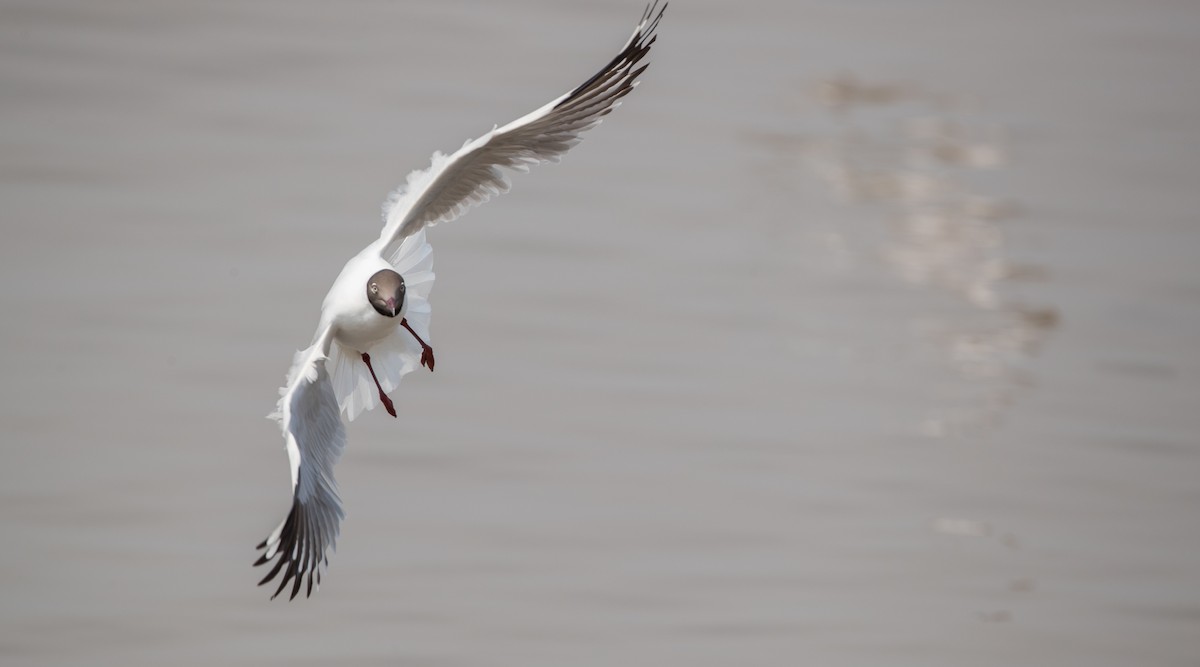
[2,1,1198,665]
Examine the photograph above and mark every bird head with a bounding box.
[366,269,406,318]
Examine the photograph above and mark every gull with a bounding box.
[254,2,667,600]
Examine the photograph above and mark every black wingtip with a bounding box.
[556,1,667,110]
[257,552,287,586]
[256,494,312,601]
[641,1,667,38]
[254,488,342,601]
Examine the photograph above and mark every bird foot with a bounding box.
[361,352,398,418]
[402,318,435,372]
[379,392,397,418]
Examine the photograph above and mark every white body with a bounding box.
[320,249,405,353]
[319,234,435,423]
[255,2,666,600]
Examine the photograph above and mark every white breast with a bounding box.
[320,251,406,352]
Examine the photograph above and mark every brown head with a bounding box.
[366,269,406,318]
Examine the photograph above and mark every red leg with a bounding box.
[360,352,397,418]
[401,318,435,371]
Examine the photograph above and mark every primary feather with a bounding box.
[256,328,345,600]
[378,1,666,261]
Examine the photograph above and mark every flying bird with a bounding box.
[254,2,667,600]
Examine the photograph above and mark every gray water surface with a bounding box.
[2,1,1199,665]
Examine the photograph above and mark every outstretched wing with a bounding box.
[377,1,666,259]
[255,327,346,600]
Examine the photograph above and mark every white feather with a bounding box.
[376,2,663,259]
[256,1,665,599]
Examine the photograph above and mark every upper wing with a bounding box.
[377,1,666,259]
[255,327,346,600]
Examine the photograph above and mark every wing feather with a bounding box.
[255,327,347,600]
[378,1,666,259]
[253,2,668,600]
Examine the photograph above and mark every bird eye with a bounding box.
[370,284,378,294]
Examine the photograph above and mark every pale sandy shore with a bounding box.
[2,1,1198,665]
